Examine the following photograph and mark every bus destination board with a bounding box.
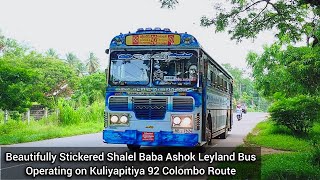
[125,34,180,46]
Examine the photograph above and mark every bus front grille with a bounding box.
[133,98,167,120]
[108,97,129,111]
[172,97,194,111]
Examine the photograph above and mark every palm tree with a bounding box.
[75,62,86,77]
[86,52,99,74]
[65,52,78,67]
[45,48,59,59]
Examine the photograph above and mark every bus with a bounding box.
[103,27,233,150]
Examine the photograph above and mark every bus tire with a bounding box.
[196,146,206,153]
[127,144,141,151]
[219,128,228,139]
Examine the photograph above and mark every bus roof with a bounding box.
[109,27,201,49]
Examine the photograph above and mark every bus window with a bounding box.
[220,76,224,90]
[212,72,217,87]
[227,82,230,93]
[218,75,222,90]
[216,76,219,89]
[208,71,213,86]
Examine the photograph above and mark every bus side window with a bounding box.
[212,72,216,87]
[227,82,230,93]
[215,76,219,89]
[222,80,225,91]
[208,71,213,86]
[220,78,224,91]
[217,76,221,90]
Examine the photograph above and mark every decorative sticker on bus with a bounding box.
[125,34,181,45]
[116,52,192,61]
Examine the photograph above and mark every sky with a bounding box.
[0,0,275,70]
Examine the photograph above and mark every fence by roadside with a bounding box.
[0,108,59,124]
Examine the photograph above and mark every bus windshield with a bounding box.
[109,51,150,86]
[109,50,198,86]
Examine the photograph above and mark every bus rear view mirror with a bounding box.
[105,49,109,54]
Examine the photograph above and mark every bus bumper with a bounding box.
[103,130,199,147]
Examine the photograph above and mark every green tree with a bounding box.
[0,35,28,58]
[222,63,244,100]
[76,62,86,77]
[0,34,79,111]
[73,72,105,104]
[65,52,86,76]
[247,43,320,98]
[0,60,40,112]
[65,52,79,67]
[161,0,320,45]
[222,63,268,110]
[45,48,59,59]
[86,52,99,74]
[159,0,178,8]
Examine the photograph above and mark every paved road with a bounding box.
[7,112,267,147]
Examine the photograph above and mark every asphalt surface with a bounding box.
[6,112,267,147]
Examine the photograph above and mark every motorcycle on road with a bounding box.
[236,108,242,121]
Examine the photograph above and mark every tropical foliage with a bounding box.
[222,63,270,111]
[86,52,99,74]
[161,0,320,45]
[269,95,320,134]
[0,33,104,112]
[247,43,320,98]
[0,31,106,144]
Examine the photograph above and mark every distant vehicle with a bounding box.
[102,27,234,150]
[241,104,247,114]
[236,107,242,121]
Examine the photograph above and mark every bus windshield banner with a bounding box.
[125,34,181,46]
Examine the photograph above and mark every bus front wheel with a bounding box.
[127,144,141,151]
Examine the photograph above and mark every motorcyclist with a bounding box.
[241,103,247,114]
[236,104,243,120]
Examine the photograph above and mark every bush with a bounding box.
[268,95,320,135]
[57,99,104,126]
[311,140,320,166]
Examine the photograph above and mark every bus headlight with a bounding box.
[110,115,119,123]
[171,115,193,128]
[181,117,192,127]
[173,117,181,125]
[120,115,128,123]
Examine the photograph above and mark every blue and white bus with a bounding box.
[103,28,233,150]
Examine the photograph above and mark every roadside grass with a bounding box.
[246,120,320,179]
[245,121,315,151]
[0,116,103,145]
[262,152,320,179]
[210,146,261,180]
[0,100,104,145]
